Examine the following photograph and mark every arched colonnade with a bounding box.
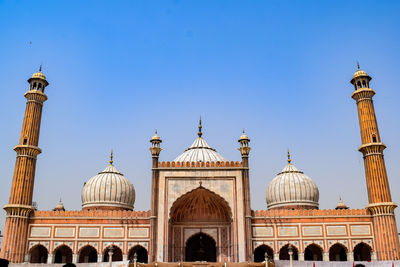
[28,244,148,264]
[253,242,372,262]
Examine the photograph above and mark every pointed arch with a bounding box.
[329,243,348,261]
[128,245,148,263]
[185,232,217,262]
[103,245,123,262]
[254,244,274,262]
[54,245,73,264]
[169,186,232,223]
[279,244,298,260]
[78,245,98,263]
[353,242,372,261]
[29,244,48,263]
[304,243,323,261]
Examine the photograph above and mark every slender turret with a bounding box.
[149,130,162,262]
[351,65,400,260]
[238,130,252,260]
[0,67,49,262]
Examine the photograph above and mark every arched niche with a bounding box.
[304,243,323,261]
[329,243,347,261]
[128,245,148,263]
[169,186,232,223]
[78,245,98,263]
[254,244,274,262]
[103,245,123,262]
[54,245,73,263]
[279,244,298,260]
[29,244,48,263]
[353,242,372,261]
[185,232,216,262]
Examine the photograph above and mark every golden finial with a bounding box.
[110,150,114,165]
[198,116,202,137]
[357,61,360,70]
[39,64,42,72]
[155,129,157,135]
[287,149,291,164]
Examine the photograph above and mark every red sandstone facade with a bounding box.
[0,67,399,264]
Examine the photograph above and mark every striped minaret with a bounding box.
[351,65,400,260]
[0,67,49,262]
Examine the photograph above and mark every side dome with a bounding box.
[266,153,319,209]
[81,160,135,210]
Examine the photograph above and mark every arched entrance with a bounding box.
[279,244,298,260]
[169,186,232,262]
[353,243,371,261]
[54,245,73,263]
[254,245,274,262]
[78,245,98,263]
[128,245,148,263]
[185,233,216,262]
[103,246,123,262]
[29,245,48,263]
[304,244,323,261]
[329,243,347,261]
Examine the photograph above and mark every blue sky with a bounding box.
[0,0,400,230]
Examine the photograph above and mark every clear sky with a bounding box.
[0,1,400,231]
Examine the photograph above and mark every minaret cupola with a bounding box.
[351,63,371,90]
[28,65,49,93]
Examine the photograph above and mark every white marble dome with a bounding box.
[81,163,135,210]
[266,160,319,209]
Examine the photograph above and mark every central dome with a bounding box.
[174,119,226,163]
[266,153,319,209]
[81,157,135,210]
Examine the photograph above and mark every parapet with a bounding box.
[33,209,151,218]
[252,208,370,218]
[158,161,242,168]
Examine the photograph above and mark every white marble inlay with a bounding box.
[79,227,99,237]
[30,227,51,237]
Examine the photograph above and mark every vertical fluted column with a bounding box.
[238,131,252,261]
[0,69,48,262]
[351,68,400,260]
[149,131,162,262]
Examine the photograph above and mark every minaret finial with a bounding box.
[357,61,360,70]
[198,116,202,137]
[39,64,42,72]
[287,149,291,164]
[155,129,157,135]
[110,150,114,165]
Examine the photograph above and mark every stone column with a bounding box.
[323,252,329,261]
[47,254,54,263]
[347,252,354,261]
[98,253,103,262]
[72,253,78,263]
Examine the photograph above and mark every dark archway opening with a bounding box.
[279,244,298,260]
[128,245,148,263]
[103,246,123,262]
[185,233,216,262]
[78,245,98,263]
[353,243,371,261]
[30,245,48,263]
[54,245,73,263]
[329,243,347,261]
[304,244,323,261]
[254,245,274,262]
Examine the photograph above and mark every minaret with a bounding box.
[238,130,252,260]
[149,130,162,262]
[351,65,400,260]
[0,67,49,262]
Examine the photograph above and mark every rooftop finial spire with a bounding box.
[39,64,42,72]
[287,149,291,164]
[110,150,114,165]
[198,116,202,137]
[357,61,360,70]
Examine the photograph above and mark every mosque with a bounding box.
[0,66,399,264]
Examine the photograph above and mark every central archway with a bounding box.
[169,186,232,262]
[185,233,216,262]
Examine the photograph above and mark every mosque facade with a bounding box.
[0,67,399,264]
